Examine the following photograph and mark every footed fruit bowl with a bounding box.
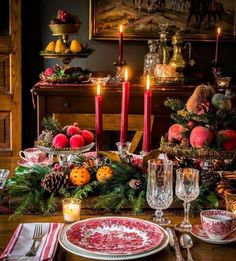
[49,23,81,35]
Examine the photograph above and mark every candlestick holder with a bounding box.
[112,60,127,82]
[116,141,131,162]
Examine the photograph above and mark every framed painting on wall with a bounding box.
[89,0,236,41]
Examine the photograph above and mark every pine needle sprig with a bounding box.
[164,98,184,111]
[72,181,99,200]
[42,116,61,135]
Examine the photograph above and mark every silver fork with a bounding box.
[25,224,43,257]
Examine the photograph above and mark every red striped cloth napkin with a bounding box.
[0,223,64,261]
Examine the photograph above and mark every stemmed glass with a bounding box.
[175,168,200,231]
[146,159,173,225]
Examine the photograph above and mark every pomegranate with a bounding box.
[190,126,214,148]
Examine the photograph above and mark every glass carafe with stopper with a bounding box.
[143,40,159,77]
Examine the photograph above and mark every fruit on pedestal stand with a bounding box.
[96,166,113,183]
[67,124,80,137]
[211,93,232,111]
[168,123,186,142]
[218,129,236,151]
[52,133,69,149]
[190,126,214,148]
[69,134,84,149]
[70,39,82,53]
[55,39,68,53]
[46,41,55,52]
[81,130,94,145]
[69,166,91,186]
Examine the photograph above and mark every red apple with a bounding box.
[218,129,236,151]
[69,134,84,149]
[52,134,68,149]
[67,125,80,137]
[190,126,214,148]
[81,130,94,144]
[168,124,186,143]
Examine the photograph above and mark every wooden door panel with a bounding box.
[0,0,21,156]
[0,112,10,148]
[0,55,10,92]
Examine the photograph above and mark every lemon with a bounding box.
[70,39,82,53]
[45,41,55,52]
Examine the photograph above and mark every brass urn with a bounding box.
[169,32,185,82]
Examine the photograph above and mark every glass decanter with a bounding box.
[143,40,159,77]
[157,23,170,65]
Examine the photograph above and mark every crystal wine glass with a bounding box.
[146,159,173,225]
[175,168,200,232]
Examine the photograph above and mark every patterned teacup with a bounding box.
[200,209,235,240]
[19,148,46,163]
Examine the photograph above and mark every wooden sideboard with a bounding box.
[31,82,235,151]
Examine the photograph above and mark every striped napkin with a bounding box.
[0,223,64,261]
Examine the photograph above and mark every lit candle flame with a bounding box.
[217,27,221,35]
[146,74,150,91]
[125,68,128,81]
[120,25,123,33]
[97,83,101,96]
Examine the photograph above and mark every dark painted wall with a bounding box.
[22,0,236,148]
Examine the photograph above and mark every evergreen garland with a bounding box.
[94,162,147,214]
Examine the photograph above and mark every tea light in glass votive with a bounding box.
[62,198,81,223]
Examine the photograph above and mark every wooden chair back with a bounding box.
[53,113,154,153]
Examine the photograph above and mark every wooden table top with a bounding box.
[0,157,236,260]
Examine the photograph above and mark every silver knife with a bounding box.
[166,228,185,261]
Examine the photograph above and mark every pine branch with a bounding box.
[72,181,99,200]
[131,191,145,214]
[42,116,61,135]
[164,98,184,111]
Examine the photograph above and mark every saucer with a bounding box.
[17,158,52,168]
[191,224,236,244]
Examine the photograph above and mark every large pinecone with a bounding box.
[41,171,67,193]
[201,170,221,190]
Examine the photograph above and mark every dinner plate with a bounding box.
[59,217,169,260]
[191,224,236,244]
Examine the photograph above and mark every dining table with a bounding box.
[0,157,236,261]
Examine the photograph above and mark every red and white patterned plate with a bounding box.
[59,217,169,260]
[191,224,236,244]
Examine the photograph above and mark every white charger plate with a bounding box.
[58,217,169,260]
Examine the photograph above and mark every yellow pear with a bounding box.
[70,39,82,53]
[45,41,55,52]
[55,39,68,53]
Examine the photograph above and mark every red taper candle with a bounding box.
[120,68,130,145]
[95,83,103,153]
[143,74,152,152]
[215,27,221,64]
[119,25,123,64]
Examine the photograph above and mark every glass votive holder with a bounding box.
[62,198,81,223]
[0,169,9,189]
[225,190,236,216]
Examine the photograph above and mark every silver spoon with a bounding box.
[180,233,194,261]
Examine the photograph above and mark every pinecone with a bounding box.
[43,131,54,146]
[201,170,221,190]
[41,171,67,193]
[128,179,142,190]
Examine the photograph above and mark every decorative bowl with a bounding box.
[48,23,81,35]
